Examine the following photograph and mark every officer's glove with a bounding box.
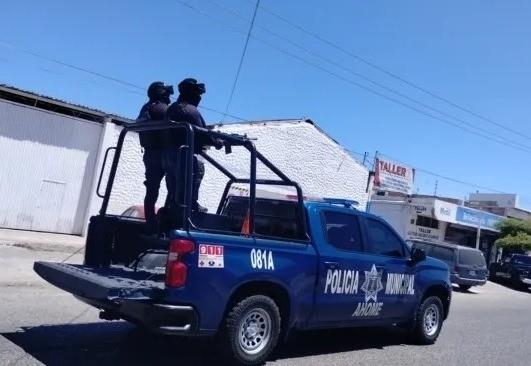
[213,138,224,150]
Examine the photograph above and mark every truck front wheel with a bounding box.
[410,296,444,345]
[219,295,281,365]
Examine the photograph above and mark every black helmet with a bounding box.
[147,81,174,101]
[178,78,206,96]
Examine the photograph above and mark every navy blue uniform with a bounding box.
[166,101,211,211]
[137,101,169,232]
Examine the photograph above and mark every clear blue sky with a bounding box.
[1,0,530,208]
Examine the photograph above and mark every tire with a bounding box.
[410,296,444,345]
[489,268,497,281]
[218,295,281,366]
[511,275,523,290]
[459,285,471,291]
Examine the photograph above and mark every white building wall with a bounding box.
[202,120,370,211]
[87,122,168,219]
[0,99,102,234]
[91,120,370,219]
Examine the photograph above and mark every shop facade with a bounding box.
[368,196,505,263]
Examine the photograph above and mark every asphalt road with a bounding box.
[1,244,530,366]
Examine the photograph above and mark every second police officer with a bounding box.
[137,81,174,233]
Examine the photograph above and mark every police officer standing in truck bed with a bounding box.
[166,78,222,213]
[137,81,174,233]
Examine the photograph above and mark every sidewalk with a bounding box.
[0,229,85,288]
[0,228,84,253]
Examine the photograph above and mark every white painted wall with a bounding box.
[0,99,102,234]
[87,122,168,219]
[90,119,370,220]
[201,120,370,211]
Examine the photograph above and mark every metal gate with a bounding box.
[0,99,102,234]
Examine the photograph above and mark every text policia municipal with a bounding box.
[324,268,415,296]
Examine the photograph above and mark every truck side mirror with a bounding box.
[410,247,426,264]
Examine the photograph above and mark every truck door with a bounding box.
[359,216,417,320]
[313,209,390,325]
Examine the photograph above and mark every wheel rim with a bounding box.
[423,304,440,337]
[238,308,272,355]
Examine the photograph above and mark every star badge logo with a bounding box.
[360,264,384,302]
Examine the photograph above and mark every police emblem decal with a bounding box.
[360,264,384,302]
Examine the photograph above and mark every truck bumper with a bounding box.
[78,296,200,335]
[121,301,199,335]
[451,274,487,287]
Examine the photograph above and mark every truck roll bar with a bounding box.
[98,120,309,240]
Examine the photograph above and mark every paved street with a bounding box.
[1,243,530,366]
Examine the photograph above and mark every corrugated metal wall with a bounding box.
[0,99,102,234]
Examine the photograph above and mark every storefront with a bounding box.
[369,196,505,263]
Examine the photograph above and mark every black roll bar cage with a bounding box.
[98,120,309,240]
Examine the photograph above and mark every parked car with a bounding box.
[121,205,146,220]
[408,239,487,291]
[33,123,452,365]
[489,254,531,289]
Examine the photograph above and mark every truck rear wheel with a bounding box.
[219,295,281,365]
[410,296,444,345]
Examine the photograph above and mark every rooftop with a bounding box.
[0,84,131,124]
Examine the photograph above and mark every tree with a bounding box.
[495,219,531,252]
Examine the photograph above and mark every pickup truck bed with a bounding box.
[34,262,165,301]
[34,261,198,334]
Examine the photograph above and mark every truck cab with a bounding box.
[34,121,451,365]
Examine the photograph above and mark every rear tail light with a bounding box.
[165,239,195,288]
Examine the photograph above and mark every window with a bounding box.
[415,215,439,229]
[512,255,531,265]
[431,246,455,265]
[365,218,405,257]
[458,249,486,266]
[323,211,363,252]
[219,197,303,240]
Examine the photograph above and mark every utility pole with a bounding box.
[475,218,481,250]
[434,180,438,197]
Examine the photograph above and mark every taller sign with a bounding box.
[373,158,415,195]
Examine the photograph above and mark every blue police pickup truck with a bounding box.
[34,122,451,365]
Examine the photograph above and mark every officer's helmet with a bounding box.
[178,78,206,96]
[147,81,174,101]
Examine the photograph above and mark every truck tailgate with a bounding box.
[34,261,165,301]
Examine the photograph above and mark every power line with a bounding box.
[203,0,531,153]
[222,0,261,121]
[174,1,531,154]
[253,1,531,142]
[0,39,246,121]
[1,13,526,200]
[0,40,145,95]
[376,152,507,194]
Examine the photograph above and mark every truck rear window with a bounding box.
[458,249,485,266]
[221,197,303,240]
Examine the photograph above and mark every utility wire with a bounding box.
[0,40,144,94]
[204,0,531,152]
[377,152,507,194]
[0,40,245,121]
[0,16,524,200]
[252,1,531,141]
[174,1,531,154]
[222,0,261,121]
